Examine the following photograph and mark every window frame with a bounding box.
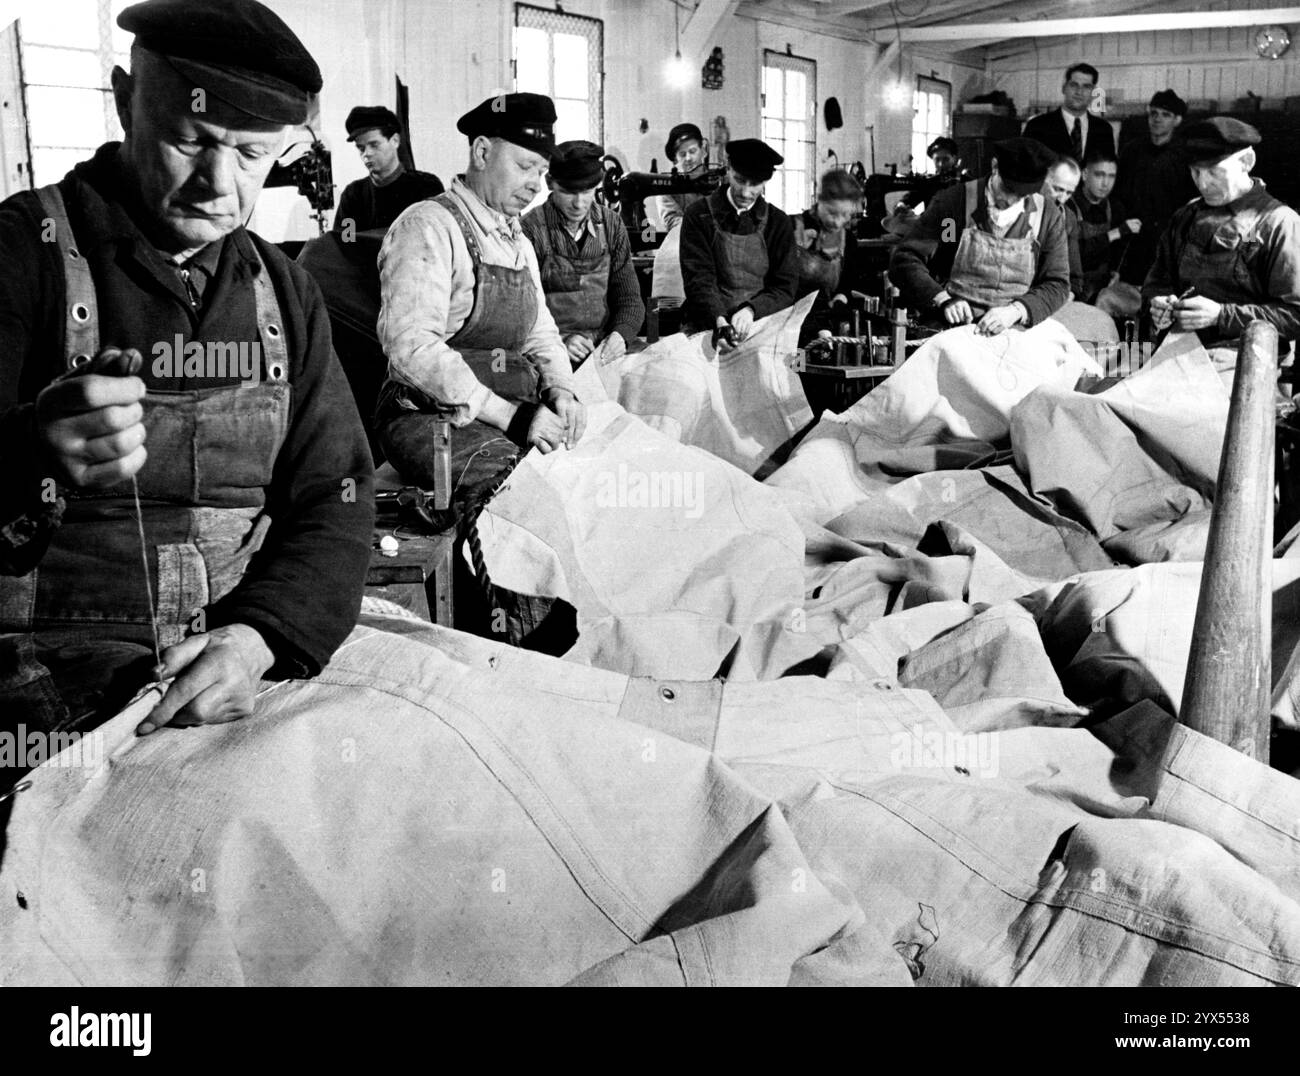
[513,3,605,146]
[760,49,817,214]
[911,74,952,176]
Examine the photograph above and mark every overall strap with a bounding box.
[35,183,99,371]
[964,179,980,228]
[247,240,289,383]
[437,192,483,265]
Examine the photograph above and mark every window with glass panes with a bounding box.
[16,0,133,187]
[761,51,816,214]
[513,4,603,145]
[911,76,952,175]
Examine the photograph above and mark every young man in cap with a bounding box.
[1116,89,1198,287]
[334,106,444,235]
[1144,117,1300,359]
[1072,152,1141,304]
[678,138,799,351]
[890,137,1071,336]
[658,122,711,232]
[894,136,968,217]
[375,92,584,503]
[522,140,644,365]
[0,0,374,737]
[1023,63,1116,163]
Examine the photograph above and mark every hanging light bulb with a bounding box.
[884,80,910,108]
[665,0,690,88]
[666,50,692,87]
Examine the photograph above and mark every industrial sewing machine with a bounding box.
[266,133,335,235]
[598,159,727,252]
[858,170,969,239]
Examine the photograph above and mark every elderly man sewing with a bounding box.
[0,0,375,743]
[890,137,1070,336]
[521,140,644,367]
[1143,117,1300,365]
[375,93,585,506]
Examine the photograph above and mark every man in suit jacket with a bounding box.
[1023,63,1116,163]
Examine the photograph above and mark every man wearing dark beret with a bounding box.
[375,92,584,511]
[0,0,374,738]
[1116,88,1198,286]
[890,137,1071,335]
[332,105,444,236]
[1143,117,1300,360]
[679,138,799,350]
[659,122,712,232]
[521,141,644,365]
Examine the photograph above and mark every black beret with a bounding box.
[1181,116,1261,164]
[118,0,321,125]
[345,106,399,140]
[993,137,1057,188]
[457,93,557,158]
[1149,89,1188,117]
[726,138,783,182]
[665,123,705,162]
[549,140,605,190]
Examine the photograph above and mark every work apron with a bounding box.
[1077,198,1113,301]
[713,199,770,313]
[0,185,292,733]
[1172,198,1269,359]
[376,192,541,500]
[793,215,845,299]
[537,215,611,340]
[947,181,1044,311]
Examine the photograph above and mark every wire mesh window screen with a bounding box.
[17,0,131,186]
[911,76,951,175]
[761,50,816,214]
[514,4,604,145]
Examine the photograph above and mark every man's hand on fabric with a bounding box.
[1174,294,1222,331]
[600,331,627,362]
[713,318,739,352]
[137,623,276,735]
[541,388,587,449]
[730,305,755,340]
[36,361,148,489]
[977,304,1025,336]
[563,333,595,362]
[942,298,974,326]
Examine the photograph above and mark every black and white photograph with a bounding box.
[0,0,1298,1029]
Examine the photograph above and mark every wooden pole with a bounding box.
[1179,321,1277,762]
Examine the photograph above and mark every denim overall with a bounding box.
[1174,196,1269,351]
[947,181,1045,311]
[712,198,770,311]
[376,193,542,502]
[0,185,292,733]
[534,211,611,339]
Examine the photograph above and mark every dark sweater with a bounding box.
[679,188,798,327]
[334,167,445,234]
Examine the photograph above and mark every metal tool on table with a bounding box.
[55,347,161,677]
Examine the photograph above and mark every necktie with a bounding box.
[1070,117,1083,161]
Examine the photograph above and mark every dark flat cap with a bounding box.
[665,122,705,162]
[346,106,399,141]
[1182,116,1261,163]
[726,138,783,182]
[118,0,321,124]
[549,140,605,190]
[1149,89,1188,117]
[457,93,557,158]
[993,137,1058,190]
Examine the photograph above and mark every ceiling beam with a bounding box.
[900,7,1300,42]
[680,0,741,63]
